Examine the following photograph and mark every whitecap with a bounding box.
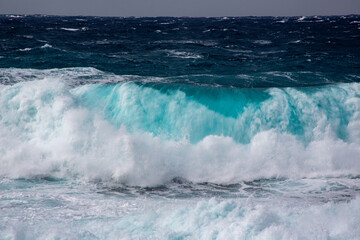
[61,28,80,32]
[165,50,202,59]
[226,49,253,53]
[8,15,22,18]
[297,16,306,21]
[253,40,272,45]
[41,43,53,49]
[259,50,286,55]
[19,48,32,52]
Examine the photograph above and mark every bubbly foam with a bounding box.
[1,70,360,185]
[1,180,359,240]
[60,28,80,32]
[165,50,203,59]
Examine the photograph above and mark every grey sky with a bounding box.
[1,0,360,17]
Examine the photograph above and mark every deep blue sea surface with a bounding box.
[1,15,360,239]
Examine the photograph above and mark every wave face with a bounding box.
[1,16,360,239]
[1,68,360,185]
[75,77,359,144]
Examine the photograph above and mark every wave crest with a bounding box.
[1,72,360,185]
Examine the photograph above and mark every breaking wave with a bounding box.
[1,68,360,185]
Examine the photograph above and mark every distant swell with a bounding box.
[1,68,360,185]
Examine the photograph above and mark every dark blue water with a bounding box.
[1,15,360,239]
[1,15,359,87]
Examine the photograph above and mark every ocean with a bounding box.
[1,15,360,239]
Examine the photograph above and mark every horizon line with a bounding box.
[1,13,360,18]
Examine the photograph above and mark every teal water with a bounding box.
[74,81,359,144]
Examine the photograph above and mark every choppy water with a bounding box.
[1,15,360,239]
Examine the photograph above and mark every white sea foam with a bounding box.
[8,15,22,18]
[154,39,217,46]
[1,181,359,239]
[1,74,360,185]
[297,16,306,22]
[61,28,80,32]
[165,50,202,59]
[0,67,108,85]
[41,43,53,48]
[253,40,272,45]
[0,67,167,86]
[18,48,32,52]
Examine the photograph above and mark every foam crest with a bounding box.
[1,78,360,185]
[60,28,80,32]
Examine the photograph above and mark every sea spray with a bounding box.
[1,74,360,185]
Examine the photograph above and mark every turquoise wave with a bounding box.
[1,72,360,183]
[73,82,360,144]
